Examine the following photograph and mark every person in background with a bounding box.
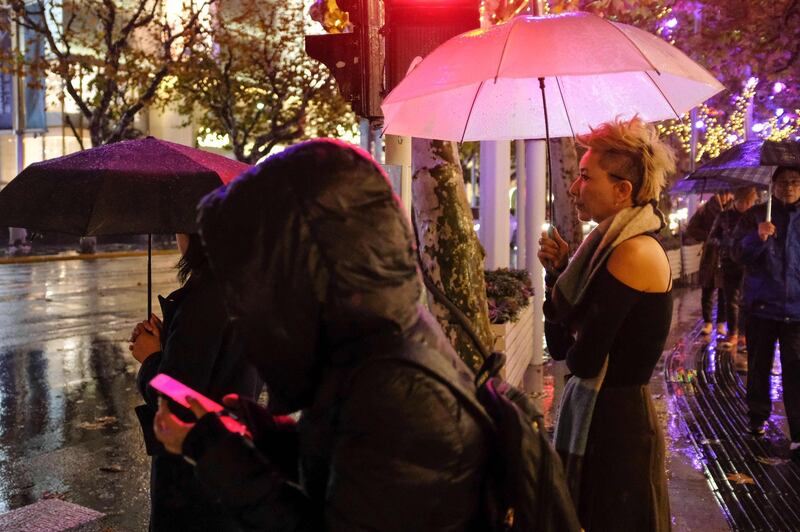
[129,233,261,531]
[733,167,800,463]
[708,186,758,354]
[539,116,675,530]
[686,191,733,335]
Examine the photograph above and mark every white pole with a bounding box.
[9,16,26,246]
[479,140,511,269]
[525,140,547,366]
[515,139,526,269]
[477,9,511,270]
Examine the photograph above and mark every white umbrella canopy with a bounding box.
[382,12,725,141]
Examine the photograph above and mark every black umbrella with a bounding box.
[0,137,250,316]
[671,139,800,220]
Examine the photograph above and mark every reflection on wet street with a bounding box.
[664,290,800,530]
[0,254,179,530]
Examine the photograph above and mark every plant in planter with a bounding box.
[485,268,535,386]
[484,268,533,324]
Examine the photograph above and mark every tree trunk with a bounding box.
[551,138,582,251]
[411,138,494,374]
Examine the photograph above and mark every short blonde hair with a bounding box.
[577,116,676,205]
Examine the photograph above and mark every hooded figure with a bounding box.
[170,139,488,530]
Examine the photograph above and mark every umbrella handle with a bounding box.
[766,184,772,223]
[147,234,152,319]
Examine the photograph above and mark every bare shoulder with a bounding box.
[607,235,671,292]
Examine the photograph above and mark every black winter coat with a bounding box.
[185,139,489,531]
[709,207,749,273]
[135,273,261,531]
[686,195,725,287]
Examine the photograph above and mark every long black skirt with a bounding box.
[578,384,671,532]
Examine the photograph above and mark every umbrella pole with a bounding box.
[538,77,554,226]
[147,234,152,319]
[767,183,773,223]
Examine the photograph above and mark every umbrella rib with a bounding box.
[601,18,661,75]
[555,76,576,139]
[645,71,681,119]
[460,80,486,143]
[493,17,521,82]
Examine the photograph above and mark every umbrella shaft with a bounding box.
[767,184,773,223]
[147,234,152,319]
[538,77,554,224]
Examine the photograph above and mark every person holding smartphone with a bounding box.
[129,233,260,531]
[149,140,489,531]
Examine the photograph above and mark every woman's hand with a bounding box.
[154,398,204,454]
[130,317,162,364]
[538,227,569,273]
[128,314,163,350]
[129,314,163,343]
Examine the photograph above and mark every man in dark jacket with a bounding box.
[149,139,489,530]
[686,192,732,335]
[733,167,800,462]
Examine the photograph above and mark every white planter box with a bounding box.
[490,298,534,387]
[667,248,682,280]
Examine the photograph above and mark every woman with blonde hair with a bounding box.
[539,116,675,531]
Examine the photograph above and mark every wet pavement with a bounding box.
[0,254,180,531]
[659,288,800,531]
[2,252,797,531]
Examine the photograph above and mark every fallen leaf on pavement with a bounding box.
[78,416,117,430]
[726,472,755,484]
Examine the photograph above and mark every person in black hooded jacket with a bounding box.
[149,139,489,531]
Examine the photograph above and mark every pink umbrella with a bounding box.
[382,11,724,142]
[382,11,724,224]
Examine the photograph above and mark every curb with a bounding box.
[0,249,180,265]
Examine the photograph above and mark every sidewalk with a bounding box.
[655,287,731,531]
[0,243,179,265]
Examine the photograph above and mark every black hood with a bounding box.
[198,139,421,413]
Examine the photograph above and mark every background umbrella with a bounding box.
[679,139,800,221]
[669,176,767,195]
[381,11,724,224]
[0,136,250,316]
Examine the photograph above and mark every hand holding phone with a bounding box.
[538,222,569,273]
[149,373,248,436]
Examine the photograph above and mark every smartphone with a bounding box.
[542,221,555,239]
[149,373,247,435]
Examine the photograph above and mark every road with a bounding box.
[0,254,181,531]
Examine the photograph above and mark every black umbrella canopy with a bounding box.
[670,139,800,196]
[0,137,250,236]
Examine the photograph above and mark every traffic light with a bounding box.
[383,0,481,92]
[305,0,480,119]
[305,0,384,119]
